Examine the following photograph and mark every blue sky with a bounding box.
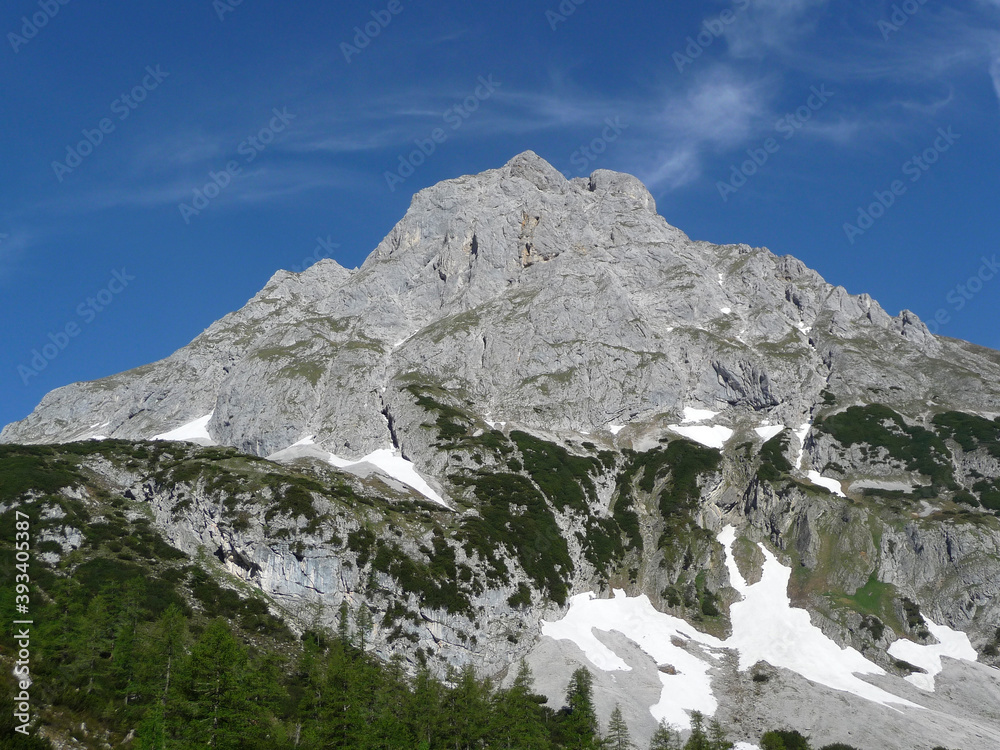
[2,0,1000,429]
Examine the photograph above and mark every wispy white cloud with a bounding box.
[36,162,357,216]
[0,229,35,282]
[991,56,1000,108]
[723,0,830,58]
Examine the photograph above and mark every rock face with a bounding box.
[6,151,1000,458]
[5,152,1000,750]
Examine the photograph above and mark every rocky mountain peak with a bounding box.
[4,154,1000,460]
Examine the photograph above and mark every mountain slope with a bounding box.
[5,152,1000,749]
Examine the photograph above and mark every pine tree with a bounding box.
[606,704,635,750]
[408,665,445,748]
[707,718,733,750]
[440,665,491,749]
[559,666,601,749]
[337,599,351,643]
[177,618,274,749]
[684,711,711,750]
[134,604,188,750]
[493,660,551,749]
[649,720,683,750]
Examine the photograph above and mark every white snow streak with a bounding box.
[328,448,450,509]
[718,526,919,709]
[608,425,626,435]
[793,421,811,469]
[541,590,722,730]
[888,619,978,691]
[681,407,720,424]
[754,425,786,441]
[544,527,923,730]
[152,413,215,443]
[806,470,846,497]
[667,424,733,450]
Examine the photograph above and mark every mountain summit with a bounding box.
[5,151,999,460]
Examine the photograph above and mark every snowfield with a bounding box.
[541,590,723,730]
[667,424,734,450]
[542,525,943,732]
[151,413,216,444]
[268,437,450,509]
[718,526,918,710]
[754,424,786,441]
[327,447,450,508]
[806,470,846,497]
[681,407,720,424]
[887,618,979,691]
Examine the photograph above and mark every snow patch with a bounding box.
[720,307,732,315]
[718,526,919,709]
[806,470,846,497]
[608,425,626,435]
[667,424,733,450]
[681,407,719,424]
[543,528,923,732]
[793,421,811,469]
[754,425,786,441]
[888,619,978,691]
[152,413,216,444]
[541,590,723,730]
[328,448,450,509]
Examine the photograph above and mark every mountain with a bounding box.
[4,152,1000,749]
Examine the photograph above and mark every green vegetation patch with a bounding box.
[404,382,479,445]
[757,431,792,483]
[509,430,601,514]
[0,444,92,499]
[349,525,475,615]
[614,440,722,572]
[815,404,954,487]
[933,411,1000,458]
[452,472,572,605]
